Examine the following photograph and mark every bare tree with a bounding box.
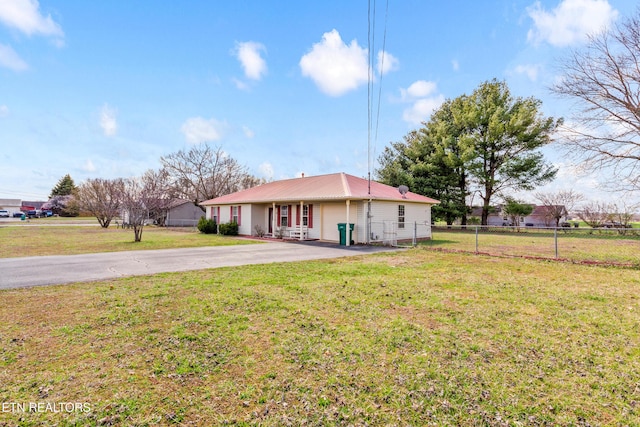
[77,178,124,228]
[118,170,170,242]
[609,201,639,230]
[141,168,175,226]
[577,201,611,228]
[552,11,640,192]
[160,144,262,211]
[120,178,146,241]
[535,189,584,227]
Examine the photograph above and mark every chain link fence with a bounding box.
[165,219,201,227]
[390,223,640,267]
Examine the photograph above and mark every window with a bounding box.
[280,205,288,228]
[230,206,241,225]
[296,204,313,228]
[398,205,405,229]
[212,207,219,224]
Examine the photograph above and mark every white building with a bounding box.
[200,172,439,245]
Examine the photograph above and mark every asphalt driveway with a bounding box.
[0,241,400,289]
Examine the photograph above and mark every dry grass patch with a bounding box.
[426,228,640,266]
[0,250,639,425]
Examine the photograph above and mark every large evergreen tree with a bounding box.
[377,98,472,225]
[377,80,560,225]
[464,80,559,224]
[50,174,77,197]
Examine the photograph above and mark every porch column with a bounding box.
[272,202,276,237]
[346,199,350,247]
[299,201,304,241]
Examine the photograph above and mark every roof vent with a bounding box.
[398,185,409,198]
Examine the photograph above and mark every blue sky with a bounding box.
[0,0,637,202]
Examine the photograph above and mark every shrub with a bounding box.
[254,224,265,237]
[197,217,217,234]
[218,222,239,236]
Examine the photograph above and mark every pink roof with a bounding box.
[201,172,440,206]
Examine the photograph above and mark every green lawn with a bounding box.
[1,249,639,425]
[0,225,258,258]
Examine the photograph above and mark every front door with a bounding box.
[268,208,273,234]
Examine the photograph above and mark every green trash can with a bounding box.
[20,213,26,221]
[337,223,354,245]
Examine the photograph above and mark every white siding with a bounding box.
[319,202,359,243]
[206,204,252,235]
[368,201,432,241]
[289,203,321,240]
[205,200,434,242]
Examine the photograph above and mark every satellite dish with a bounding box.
[398,185,409,198]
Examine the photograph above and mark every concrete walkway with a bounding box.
[0,241,400,289]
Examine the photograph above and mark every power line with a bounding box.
[0,188,49,199]
[374,0,389,166]
[367,0,390,187]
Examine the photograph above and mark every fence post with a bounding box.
[554,227,558,259]
[475,226,479,254]
[413,221,417,247]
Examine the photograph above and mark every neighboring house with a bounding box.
[0,199,22,215]
[471,204,568,227]
[166,200,204,227]
[22,201,46,212]
[200,172,440,245]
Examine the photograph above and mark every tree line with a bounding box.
[47,144,262,242]
[378,9,640,224]
[377,79,560,225]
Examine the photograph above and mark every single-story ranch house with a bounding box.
[471,204,569,227]
[200,172,439,245]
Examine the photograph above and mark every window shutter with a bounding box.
[229,206,233,222]
[296,206,300,225]
[288,205,292,227]
[217,207,220,222]
[238,206,241,226]
[277,206,281,227]
[309,204,313,228]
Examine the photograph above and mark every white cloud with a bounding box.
[0,104,8,117]
[527,0,618,47]
[399,80,445,125]
[514,63,541,81]
[242,126,255,139]
[0,0,64,43]
[258,162,273,179]
[82,159,96,172]
[232,77,250,91]
[233,41,267,80]
[0,43,28,71]
[401,80,438,100]
[99,104,117,137]
[180,116,226,144]
[402,96,446,125]
[376,50,399,75]
[299,29,369,97]
[452,59,460,71]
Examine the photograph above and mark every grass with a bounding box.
[1,249,639,425]
[425,228,640,266]
[0,225,258,258]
